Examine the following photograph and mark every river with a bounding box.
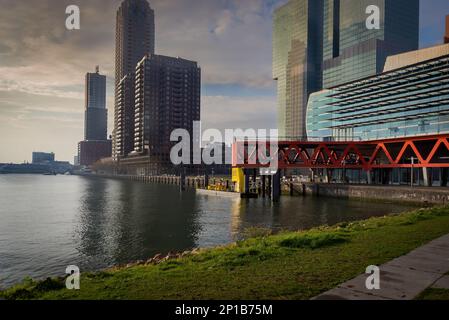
[0,174,414,288]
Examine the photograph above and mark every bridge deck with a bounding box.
[232,134,449,170]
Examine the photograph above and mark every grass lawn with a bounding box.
[2,206,449,300]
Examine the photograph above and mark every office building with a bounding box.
[273,0,323,138]
[32,152,55,164]
[113,0,155,160]
[322,0,419,88]
[85,66,107,141]
[273,0,420,139]
[131,54,201,174]
[306,43,449,142]
[78,67,111,167]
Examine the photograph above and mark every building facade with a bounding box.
[131,54,201,174]
[114,74,135,159]
[78,67,111,167]
[273,0,420,139]
[273,0,323,139]
[85,67,107,141]
[322,0,419,88]
[307,44,449,142]
[32,152,55,164]
[78,140,113,167]
[113,0,155,160]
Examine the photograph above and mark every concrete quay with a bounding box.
[288,183,449,205]
[78,173,449,205]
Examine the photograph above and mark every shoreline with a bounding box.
[3,205,449,300]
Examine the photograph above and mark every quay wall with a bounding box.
[76,173,449,205]
[291,183,449,205]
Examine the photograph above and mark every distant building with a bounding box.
[85,66,107,141]
[78,141,112,167]
[32,152,55,164]
[202,142,232,176]
[129,54,201,174]
[1,153,72,174]
[113,0,155,161]
[0,163,51,174]
[74,155,80,166]
[77,66,111,167]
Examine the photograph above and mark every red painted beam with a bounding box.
[232,134,449,170]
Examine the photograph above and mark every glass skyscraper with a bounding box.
[273,0,323,138]
[274,0,420,139]
[323,0,419,88]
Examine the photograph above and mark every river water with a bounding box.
[0,174,413,288]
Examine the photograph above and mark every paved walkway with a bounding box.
[314,233,449,300]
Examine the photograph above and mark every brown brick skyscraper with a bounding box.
[113,0,155,160]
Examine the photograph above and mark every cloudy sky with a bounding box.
[0,0,448,163]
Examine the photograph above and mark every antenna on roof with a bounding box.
[95,65,100,73]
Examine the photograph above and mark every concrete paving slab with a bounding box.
[386,253,449,274]
[313,233,449,300]
[432,276,449,289]
[411,245,449,259]
[313,287,391,300]
[334,265,441,300]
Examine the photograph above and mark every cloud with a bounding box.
[202,95,277,132]
[0,90,276,163]
[0,0,446,163]
[0,0,281,94]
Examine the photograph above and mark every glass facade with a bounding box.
[273,0,323,138]
[307,51,449,142]
[274,0,419,140]
[322,0,419,88]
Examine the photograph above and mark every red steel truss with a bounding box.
[232,134,449,171]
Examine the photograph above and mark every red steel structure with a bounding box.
[232,134,449,171]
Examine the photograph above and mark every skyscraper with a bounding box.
[114,0,155,160]
[78,66,111,167]
[322,0,419,88]
[273,0,420,139]
[132,54,201,174]
[115,0,155,86]
[273,0,323,138]
[84,66,107,141]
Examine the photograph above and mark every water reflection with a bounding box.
[75,178,200,270]
[0,175,413,287]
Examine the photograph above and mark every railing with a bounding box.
[232,134,449,170]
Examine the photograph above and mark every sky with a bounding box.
[0,0,448,163]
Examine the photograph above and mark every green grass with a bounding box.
[2,206,449,300]
[417,288,449,300]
